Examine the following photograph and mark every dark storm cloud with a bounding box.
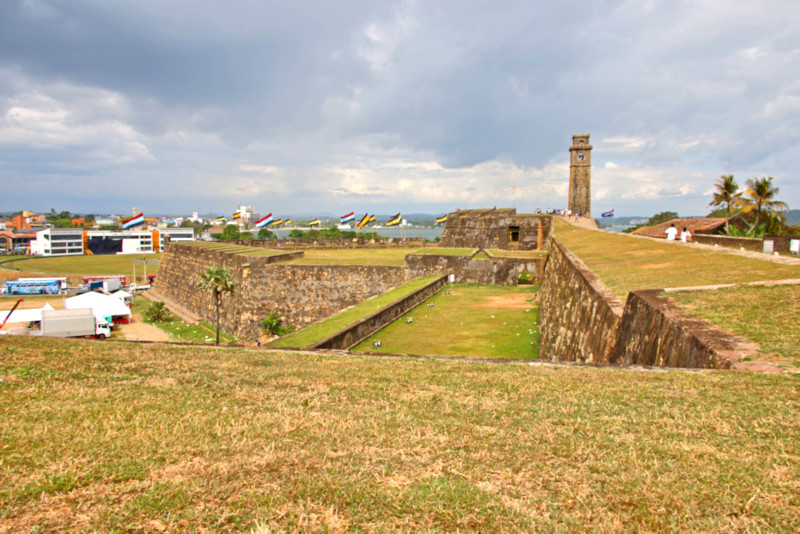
[0,0,798,215]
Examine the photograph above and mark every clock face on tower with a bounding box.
[577,152,586,162]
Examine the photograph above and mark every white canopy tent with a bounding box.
[65,291,131,322]
[0,303,55,325]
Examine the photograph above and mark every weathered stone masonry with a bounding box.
[539,235,751,368]
[154,243,404,339]
[539,238,624,363]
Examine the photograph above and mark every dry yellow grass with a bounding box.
[1,336,798,531]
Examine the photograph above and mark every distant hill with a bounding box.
[786,209,800,226]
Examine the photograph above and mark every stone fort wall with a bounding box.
[440,210,550,251]
[539,235,751,368]
[154,243,404,339]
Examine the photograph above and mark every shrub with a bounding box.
[261,312,294,336]
[144,301,172,322]
[517,271,534,284]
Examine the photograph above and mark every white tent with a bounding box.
[0,302,56,324]
[111,289,133,300]
[65,291,131,321]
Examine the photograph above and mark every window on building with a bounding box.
[509,226,520,242]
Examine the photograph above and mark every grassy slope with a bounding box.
[554,219,800,365]
[270,275,441,348]
[553,219,799,299]
[282,248,417,266]
[354,284,540,359]
[1,337,798,532]
[669,284,800,362]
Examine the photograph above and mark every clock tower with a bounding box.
[568,133,592,217]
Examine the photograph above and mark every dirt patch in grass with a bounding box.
[473,294,534,309]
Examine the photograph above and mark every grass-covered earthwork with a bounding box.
[353,284,540,358]
[1,337,798,531]
[411,247,475,256]
[553,218,799,298]
[668,284,800,364]
[283,247,418,265]
[269,275,442,348]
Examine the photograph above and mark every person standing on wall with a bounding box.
[665,223,678,241]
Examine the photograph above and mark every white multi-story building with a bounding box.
[29,228,195,256]
[29,229,85,256]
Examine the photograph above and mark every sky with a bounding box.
[1,0,799,219]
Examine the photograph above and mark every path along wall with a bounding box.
[154,243,403,339]
[539,236,750,368]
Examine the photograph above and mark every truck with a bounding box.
[39,309,111,339]
[87,278,122,292]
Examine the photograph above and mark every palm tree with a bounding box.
[740,177,789,236]
[197,266,236,345]
[709,174,741,233]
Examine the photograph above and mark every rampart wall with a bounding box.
[693,233,799,255]
[154,243,404,339]
[539,236,751,368]
[539,238,624,363]
[405,251,546,286]
[307,275,448,350]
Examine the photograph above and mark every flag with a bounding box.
[270,218,283,226]
[368,214,376,223]
[215,216,226,224]
[386,213,402,227]
[340,212,355,223]
[308,218,320,227]
[601,209,615,218]
[356,213,370,230]
[284,219,291,225]
[121,213,145,229]
[255,214,273,228]
[232,211,242,219]
[436,214,448,224]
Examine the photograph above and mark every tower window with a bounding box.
[509,226,520,242]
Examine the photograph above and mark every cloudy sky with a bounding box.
[1,0,799,218]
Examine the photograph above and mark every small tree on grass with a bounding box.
[261,312,294,337]
[144,301,172,322]
[197,266,236,345]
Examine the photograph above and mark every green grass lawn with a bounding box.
[411,247,475,256]
[553,219,799,299]
[353,284,540,359]
[487,249,548,258]
[1,337,798,531]
[668,284,800,364]
[283,247,417,266]
[270,275,441,348]
[1,254,161,278]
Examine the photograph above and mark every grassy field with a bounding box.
[353,284,540,359]
[1,337,798,531]
[411,247,475,256]
[487,249,548,258]
[553,219,799,298]
[0,254,160,279]
[668,284,800,363]
[270,275,441,348]
[283,248,418,266]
